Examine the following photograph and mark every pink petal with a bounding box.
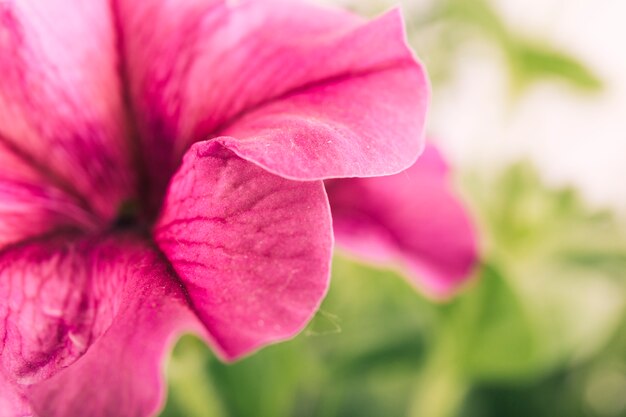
[326,144,479,297]
[0,1,136,220]
[0,370,30,417]
[154,141,333,360]
[0,142,97,250]
[118,0,428,197]
[0,234,201,416]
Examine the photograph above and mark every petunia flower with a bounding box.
[0,0,429,415]
[326,143,479,298]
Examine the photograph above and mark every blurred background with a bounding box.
[160,1,626,416]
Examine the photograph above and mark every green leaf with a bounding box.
[437,0,603,93]
[507,40,603,92]
[443,264,540,381]
[160,336,226,417]
[460,162,626,377]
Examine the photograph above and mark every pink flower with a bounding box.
[326,143,479,298]
[0,0,429,415]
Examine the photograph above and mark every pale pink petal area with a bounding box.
[119,0,428,195]
[0,370,30,417]
[0,143,98,250]
[326,144,479,297]
[0,234,201,417]
[0,1,136,220]
[154,141,333,360]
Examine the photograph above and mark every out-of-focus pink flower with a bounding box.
[0,0,428,415]
[326,144,479,298]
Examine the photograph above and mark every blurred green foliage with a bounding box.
[440,0,602,91]
[161,163,626,417]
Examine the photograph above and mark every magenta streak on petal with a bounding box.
[326,144,479,298]
[118,0,428,197]
[0,132,93,212]
[0,0,136,221]
[0,141,98,251]
[0,234,202,417]
[154,141,333,360]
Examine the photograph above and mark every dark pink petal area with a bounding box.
[0,234,201,417]
[326,144,478,297]
[0,142,97,250]
[0,0,136,219]
[154,141,332,360]
[119,0,428,193]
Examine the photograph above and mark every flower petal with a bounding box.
[0,234,200,416]
[154,141,333,360]
[0,0,136,219]
[118,0,428,196]
[326,144,479,297]
[0,370,29,417]
[0,142,97,250]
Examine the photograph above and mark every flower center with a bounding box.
[112,199,148,233]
